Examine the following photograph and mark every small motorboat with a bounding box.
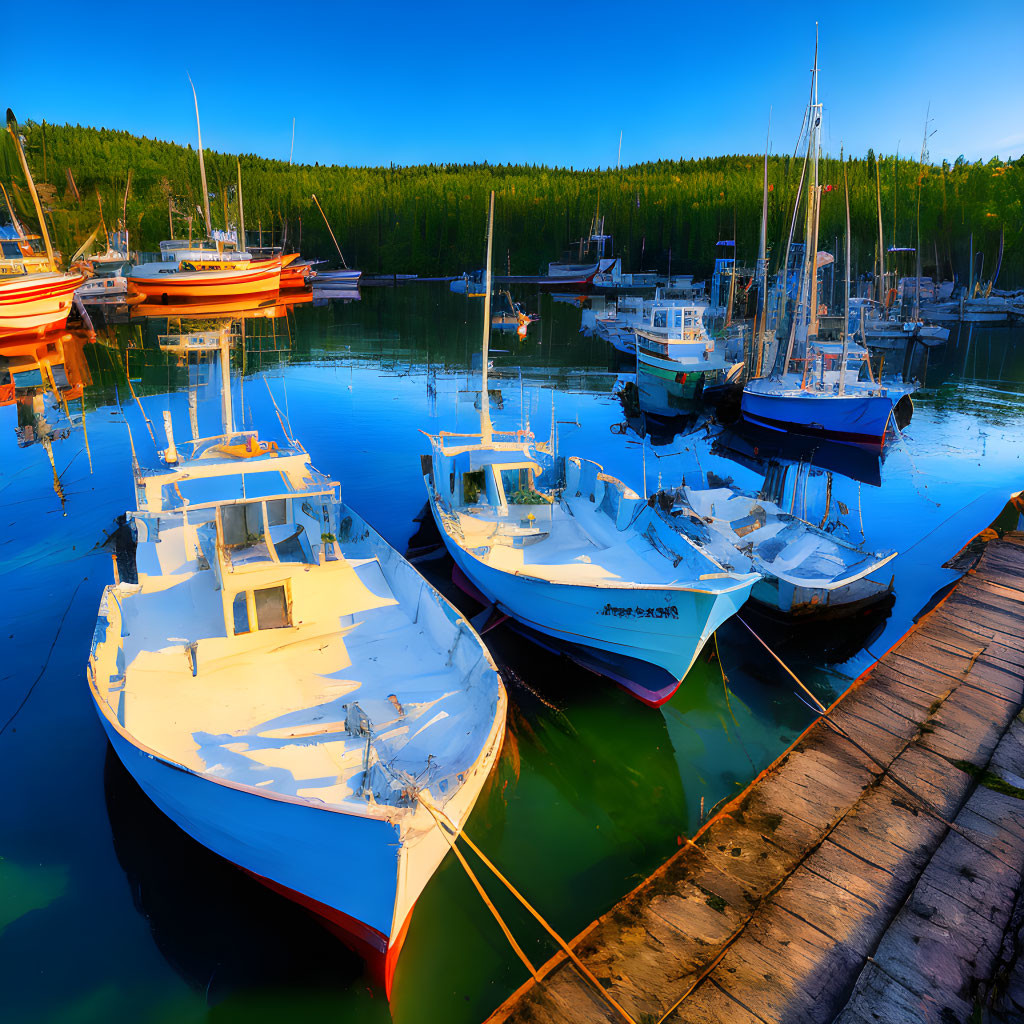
[659,484,897,618]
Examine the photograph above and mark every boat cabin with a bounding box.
[635,305,730,369]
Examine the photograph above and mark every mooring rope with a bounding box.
[736,615,991,847]
[418,795,639,1024]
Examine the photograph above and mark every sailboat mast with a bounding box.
[188,75,212,238]
[755,110,771,376]
[5,110,57,270]
[236,159,246,252]
[480,191,495,443]
[875,159,885,307]
[841,152,851,397]
[807,30,822,339]
[784,33,819,375]
[915,107,929,320]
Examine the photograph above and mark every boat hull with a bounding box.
[0,272,84,336]
[434,509,751,706]
[740,385,897,444]
[127,260,281,301]
[95,709,410,986]
[751,572,894,618]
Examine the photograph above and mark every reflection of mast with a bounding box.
[81,397,93,474]
[480,191,495,444]
[220,329,234,433]
[42,436,66,514]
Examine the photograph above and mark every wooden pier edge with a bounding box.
[483,529,1024,1024]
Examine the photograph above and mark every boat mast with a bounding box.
[5,109,57,270]
[875,159,885,309]
[783,30,820,376]
[188,75,212,238]
[236,159,246,251]
[806,28,822,341]
[480,191,495,444]
[122,168,132,255]
[840,150,851,397]
[914,106,930,321]
[311,194,349,268]
[755,108,771,376]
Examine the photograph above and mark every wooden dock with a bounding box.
[484,532,1024,1024]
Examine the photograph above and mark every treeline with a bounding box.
[2,121,1021,285]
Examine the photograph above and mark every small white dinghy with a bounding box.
[658,484,897,618]
[89,368,505,995]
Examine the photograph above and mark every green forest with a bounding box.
[2,119,1022,286]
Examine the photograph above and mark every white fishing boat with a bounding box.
[635,304,737,408]
[77,273,129,305]
[660,485,897,618]
[422,193,758,707]
[596,287,710,356]
[88,337,505,995]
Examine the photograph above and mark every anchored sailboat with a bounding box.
[740,35,916,446]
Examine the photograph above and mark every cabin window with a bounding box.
[500,467,545,505]
[653,310,667,329]
[221,501,265,548]
[462,469,486,504]
[232,592,250,635]
[254,585,290,630]
[266,498,287,526]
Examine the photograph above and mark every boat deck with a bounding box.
[455,500,721,589]
[111,537,491,810]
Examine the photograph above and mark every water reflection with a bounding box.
[1,288,1022,1024]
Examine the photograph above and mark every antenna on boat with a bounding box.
[480,190,495,444]
[5,109,57,270]
[187,76,212,238]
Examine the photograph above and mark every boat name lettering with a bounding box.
[600,604,678,619]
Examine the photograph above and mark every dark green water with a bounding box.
[1,286,1022,1023]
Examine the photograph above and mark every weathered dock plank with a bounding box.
[483,532,1024,1024]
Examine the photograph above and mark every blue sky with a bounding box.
[6,1,1022,168]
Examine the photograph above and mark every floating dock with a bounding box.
[485,532,1024,1024]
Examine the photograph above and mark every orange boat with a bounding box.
[0,272,84,337]
[126,256,282,303]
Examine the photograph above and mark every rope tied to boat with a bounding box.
[735,615,994,848]
[417,794,640,1024]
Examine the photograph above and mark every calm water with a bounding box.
[1,287,1022,1024]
